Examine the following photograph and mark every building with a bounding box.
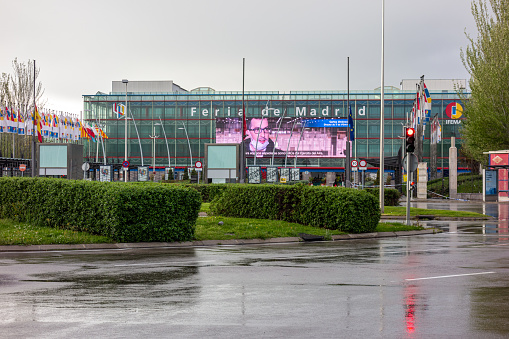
[82,80,468,180]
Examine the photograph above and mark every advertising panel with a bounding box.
[216,117,351,158]
[485,170,497,195]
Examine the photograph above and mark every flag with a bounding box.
[422,82,431,104]
[85,123,96,142]
[52,114,59,138]
[17,113,25,135]
[34,105,42,142]
[80,122,88,140]
[113,103,125,119]
[74,119,81,141]
[5,107,12,133]
[42,113,50,137]
[11,109,18,134]
[348,105,355,141]
[0,108,5,133]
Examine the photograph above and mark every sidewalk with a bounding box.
[0,229,439,252]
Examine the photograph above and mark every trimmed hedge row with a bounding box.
[161,182,229,203]
[0,177,201,243]
[210,184,380,233]
[363,188,402,206]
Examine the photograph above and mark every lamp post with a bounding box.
[379,0,385,212]
[157,118,171,168]
[294,121,308,168]
[149,124,159,176]
[178,122,192,167]
[270,109,287,166]
[122,79,128,182]
[284,118,300,168]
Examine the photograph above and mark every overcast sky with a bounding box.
[1,0,478,114]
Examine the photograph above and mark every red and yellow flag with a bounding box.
[34,105,42,142]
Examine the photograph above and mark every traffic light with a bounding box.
[410,181,417,192]
[405,128,415,153]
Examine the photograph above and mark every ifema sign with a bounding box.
[444,102,463,125]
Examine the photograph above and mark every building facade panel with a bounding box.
[83,82,467,172]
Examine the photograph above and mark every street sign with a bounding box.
[122,161,130,168]
[351,160,358,168]
[81,163,90,171]
[195,161,202,169]
[359,160,367,171]
[403,154,419,172]
[19,164,26,172]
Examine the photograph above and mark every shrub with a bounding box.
[210,185,380,233]
[363,188,401,206]
[0,177,201,243]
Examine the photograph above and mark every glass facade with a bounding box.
[82,87,467,171]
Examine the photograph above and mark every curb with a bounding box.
[380,215,493,221]
[0,230,439,253]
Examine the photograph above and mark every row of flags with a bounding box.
[410,80,441,143]
[430,115,442,144]
[411,81,432,129]
[0,106,108,143]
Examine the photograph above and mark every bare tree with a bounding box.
[0,59,45,159]
[10,58,45,116]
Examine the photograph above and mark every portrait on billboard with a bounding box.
[244,118,283,155]
[215,117,351,158]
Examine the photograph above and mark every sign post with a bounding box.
[82,162,90,180]
[351,160,358,187]
[195,161,202,184]
[122,160,129,181]
[359,160,367,189]
[19,164,26,177]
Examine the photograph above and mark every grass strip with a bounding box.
[0,216,424,245]
[383,206,489,218]
[0,219,114,246]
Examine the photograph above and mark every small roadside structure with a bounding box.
[483,150,509,202]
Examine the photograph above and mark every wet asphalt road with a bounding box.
[0,201,508,338]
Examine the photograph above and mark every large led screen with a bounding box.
[216,117,351,158]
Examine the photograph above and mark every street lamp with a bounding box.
[157,118,171,168]
[122,79,128,182]
[294,121,309,168]
[270,109,288,166]
[379,0,385,212]
[178,122,192,167]
[149,124,159,175]
[284,118,300,168]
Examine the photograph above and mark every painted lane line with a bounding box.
[114,260,215,267]
[405,271,496,281]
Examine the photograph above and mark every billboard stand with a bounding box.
[266,166,278,183]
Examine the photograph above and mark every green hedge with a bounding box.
[0,177,201,243]
[363,188,402,206]
[161,182,229,202]
[210,184,380,233]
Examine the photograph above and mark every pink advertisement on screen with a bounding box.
[215,117,351,158]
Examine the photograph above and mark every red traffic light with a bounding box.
[406,128,415,137]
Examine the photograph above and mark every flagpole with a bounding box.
[123,79,128,182]
[346,57,351,188]
[31,60,36,178]
[240,58,246,183]
[379,0,385,213]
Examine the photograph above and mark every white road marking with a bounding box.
[405,271,496,281]
[114,260,215,267]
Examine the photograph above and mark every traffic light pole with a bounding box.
[405,127,415,225]
[406,151,411,226]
